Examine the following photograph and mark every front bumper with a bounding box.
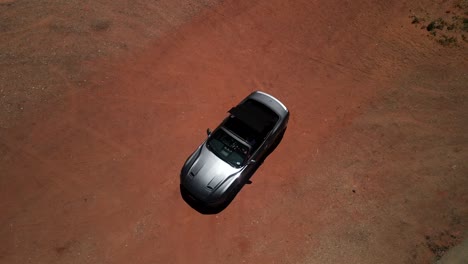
[179,184,228,208]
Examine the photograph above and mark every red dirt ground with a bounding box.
[1,0,467,263]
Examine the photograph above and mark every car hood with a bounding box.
[182,144,241,200]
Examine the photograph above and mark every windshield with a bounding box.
[206,129,249,168]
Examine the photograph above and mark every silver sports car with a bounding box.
[180,91,289,208]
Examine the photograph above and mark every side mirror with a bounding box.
[206,128,212,136]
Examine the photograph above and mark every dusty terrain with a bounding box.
[1,0,467,263]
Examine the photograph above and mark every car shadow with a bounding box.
[180,185,236,214]
[180,128,287,214]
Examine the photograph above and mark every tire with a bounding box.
[267,128,286,156]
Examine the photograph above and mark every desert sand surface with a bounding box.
[1,0,467,263]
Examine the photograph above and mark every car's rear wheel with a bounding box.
[267,128,286,156]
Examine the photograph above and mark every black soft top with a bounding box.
[227,99,279,139]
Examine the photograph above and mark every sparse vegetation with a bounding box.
[410,15,422,24]
[438,34,458,46]
[427,18,446,31]
[463,18,468,31]
[454,0,468,9]
[410,0,468,47]
[425,230,461,261]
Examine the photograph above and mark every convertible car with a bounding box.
[180,91,289,208]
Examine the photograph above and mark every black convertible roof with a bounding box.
[228,99,278,134]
